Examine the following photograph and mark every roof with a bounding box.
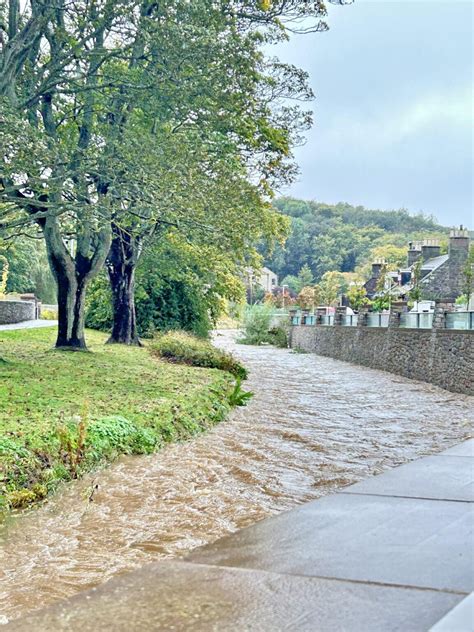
[261,267,277,276]
[396,253,449,295]
[420,254,448,272]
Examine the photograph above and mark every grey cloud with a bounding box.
[273,1,473,227]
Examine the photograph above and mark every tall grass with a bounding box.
[238,305,288,347]
[151,331,247,378]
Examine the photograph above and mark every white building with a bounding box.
[246,267,278,293]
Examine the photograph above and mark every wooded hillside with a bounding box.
[264,197,448,286]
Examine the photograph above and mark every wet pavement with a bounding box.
[0,319,57,331]
[0,330,472,623]
[187,440,474,594]
[6,440,474,631]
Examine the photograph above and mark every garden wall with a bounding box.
[290,325,474,395]
[0,300,35,325]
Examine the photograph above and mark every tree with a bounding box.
[347,283,369,311]
[0,253,8,297]
[297,264,314,289]
[0,1,145,348]
[87,230,246,338]
[105,121,291,342]
[280,274,300,294]
[317,270,346,306]
[281,264,314,295]
[103,0,339,344]
[265,197,447,282]
[357,244,407,279]
[297,285,320,309]
[0,1,349,348]
[458,245,474,308]
[0,236,56,301]
[409,259,423,305]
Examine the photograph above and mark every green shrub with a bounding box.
[8,489,37,508]
[238,304,273,345]
[455,294,468,307]
[228,377,253,406]
[268,324,289,348]
[40,309,58,320]
[86,416,157,460]
[85,264,220,339]
[151,331,247,379]
[239,305,288,347]
[0,437,43,490]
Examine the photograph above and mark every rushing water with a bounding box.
[0,330,472,623]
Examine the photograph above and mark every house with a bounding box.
[363,260,399,299]
[363,260,385,299]
[365,227,471,303]
[258,267,278,293]
[400,228,471,301]
[246,267,278,293]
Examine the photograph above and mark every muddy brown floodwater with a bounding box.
[0,330,472,623]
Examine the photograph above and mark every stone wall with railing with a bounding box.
[289,303,474,395]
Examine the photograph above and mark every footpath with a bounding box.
[6,439,473,631]
[0,319,57,331]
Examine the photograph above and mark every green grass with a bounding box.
[0,328,234,514]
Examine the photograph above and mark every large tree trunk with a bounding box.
[107,262,140,345]
[42,216,111,350]
[55,272,89,349]
[106,224,142,345]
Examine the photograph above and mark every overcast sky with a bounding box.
[272,0,473,227]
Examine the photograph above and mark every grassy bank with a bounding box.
[0,328,234,514]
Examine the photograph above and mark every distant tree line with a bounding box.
[263,197,448,288]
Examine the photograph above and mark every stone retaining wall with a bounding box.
[0,300,36,325]
[290,326,474,395]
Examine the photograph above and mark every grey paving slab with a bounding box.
[343,454,474,501]
[430,592,474,631]
[6,443,472,630]
[188,493,474,593]
[440,439,474,458]
[5,560,464,632]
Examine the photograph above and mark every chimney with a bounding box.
[371,259,385,278]
[407,241,422,267]
[421,239,441,261]
[447,226,470,300]
[449,226,470,257]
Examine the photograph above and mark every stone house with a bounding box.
[363,260,385,299]
[364,228,472,302]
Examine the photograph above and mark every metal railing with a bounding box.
[289,310,473,331]
[303,315,316,325]
[341,314,358,327]
[400,312,434,329]
[321,315,334,326]
[445,312,474,330]
[366,313,389,328]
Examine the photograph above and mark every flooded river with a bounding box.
[0,330,472,623]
